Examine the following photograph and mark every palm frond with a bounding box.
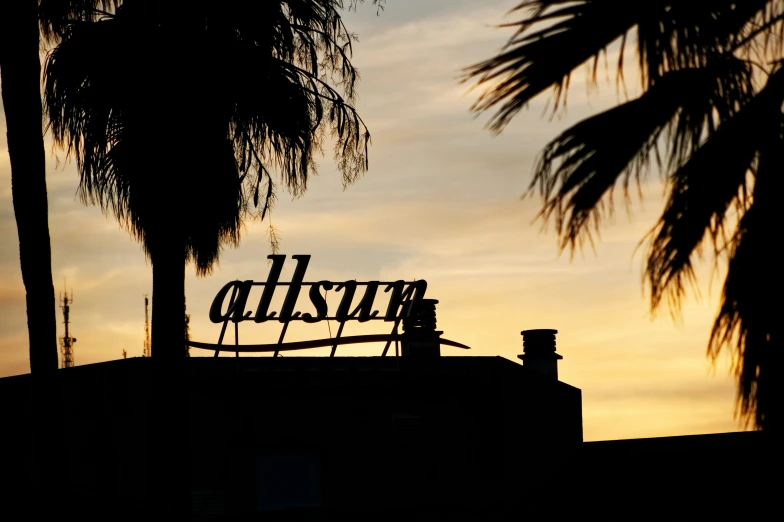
[637,1,769,86]
[464,1,781,132]
[38,0,119,43]
[466,0,784,430]
[44,0,374,272]
[529,92,671,251]
[529,64,750,252]
[709,129,784,429]
[463,0,647,132]
[645,64,784,313]
[666,56,754,172]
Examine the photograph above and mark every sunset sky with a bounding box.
[0,0,745,441]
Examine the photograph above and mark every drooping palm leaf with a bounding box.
[45,1,375,276]
[465,1,773,131]
[529,79,679,250]
[636,1,769,86]
[707,108,784,430]
[38,0,120,43]
[529,60,753,251]
[463,0,647,132]
[644,65,784,313]
[466,0,784,428]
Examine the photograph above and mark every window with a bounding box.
[257,452,322,512]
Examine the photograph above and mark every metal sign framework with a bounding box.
[187,255,470,357]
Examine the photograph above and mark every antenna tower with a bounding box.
[59,286,76,368]
[143,295,151,357]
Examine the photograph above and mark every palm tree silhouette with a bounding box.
[465,1,784,431]
[0,1,59,374]
[43,1,378,515]
[0,1,124,378]
[44,0,373,362]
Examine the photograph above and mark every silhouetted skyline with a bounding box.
[0,0,741,440]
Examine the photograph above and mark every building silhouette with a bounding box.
[0,323,770,520]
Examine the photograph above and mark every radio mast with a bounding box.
[143,295,151,357]
[59,287,76,368]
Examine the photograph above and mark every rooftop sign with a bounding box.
[187,255,469,356]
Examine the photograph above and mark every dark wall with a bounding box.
[187,356,582,518]
[7,358,766,521]
[0,359,152,520]
[0,356,582,520]
[555,431,774,520]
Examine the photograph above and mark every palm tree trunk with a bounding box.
[148,233,189,518]
[1,2,62,518]
[150,235,187,362]
[0,0,58,374]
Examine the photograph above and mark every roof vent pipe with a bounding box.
[518,329,562,379]
[401,299,441,357]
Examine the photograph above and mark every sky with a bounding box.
[0,0,746,441]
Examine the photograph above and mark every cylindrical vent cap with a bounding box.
[521,329,557,355]
[403,299,438,332]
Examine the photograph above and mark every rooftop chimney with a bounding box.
[401,299,441,357]
[518,329,562,379]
